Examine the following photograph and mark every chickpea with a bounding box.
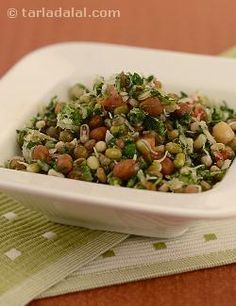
[212,121,234,144]
[56,154,73,174]
[32,145,49,162]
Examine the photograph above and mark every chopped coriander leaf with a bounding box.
[128,108,146,125]
[146,75,154,82]
[180,91,188,98]
[81,164,93,182]
[129,72,144,86]
[143,116,166,136]
[123,141,137,158]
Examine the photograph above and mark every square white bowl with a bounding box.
[0,42,236,238]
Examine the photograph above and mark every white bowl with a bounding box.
[0,42,236,238]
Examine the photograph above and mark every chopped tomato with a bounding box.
[192,105,207,120]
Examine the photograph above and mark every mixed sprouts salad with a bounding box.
[6,72,236,193]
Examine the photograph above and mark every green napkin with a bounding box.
[0,193,127,306]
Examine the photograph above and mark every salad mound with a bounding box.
[7,72,236,193]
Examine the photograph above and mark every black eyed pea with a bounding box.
[114,104,129,115]
[165,142,182,154]
[87,156,100,170]
[212,121,234,144]
[173,153,186,168]
[105,148,122,160]
[193,134,207,150]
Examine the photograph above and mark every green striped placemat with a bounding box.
[0,193,128,306]
[38,46,236,298]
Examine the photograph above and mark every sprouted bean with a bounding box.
[6,72,236,193]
